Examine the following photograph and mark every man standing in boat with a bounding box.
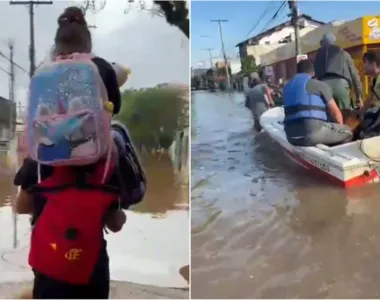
[283,59,353,146]
[314,32,363,109]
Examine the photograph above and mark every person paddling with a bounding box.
[244,77,274,132]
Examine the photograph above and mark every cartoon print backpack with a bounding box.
[25,52,112,167]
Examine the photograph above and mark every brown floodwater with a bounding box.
[191,91,380,299]
[0,143,189,214]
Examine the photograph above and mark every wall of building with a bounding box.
[238,18,322,62]
[257,19,320,45]
[0,97,16,141]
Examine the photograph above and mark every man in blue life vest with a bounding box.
[283,59,353,147]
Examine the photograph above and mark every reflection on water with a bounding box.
[191,91,380,299]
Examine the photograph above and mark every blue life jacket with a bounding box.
[283,73,328,123]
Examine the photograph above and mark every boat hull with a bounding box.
[259,107,380,188]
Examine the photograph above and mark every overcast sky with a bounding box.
[0,0,189,106]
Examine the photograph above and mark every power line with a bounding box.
[202,48,214,69]
[0,50,28,74]
[10,1,53,77]
[260,1,286,33]
[0,65,10,76]
[210,19,231,89]
[245,1,274,38]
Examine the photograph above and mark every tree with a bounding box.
[153,1,189,39]
[116,87,187,151]
[241,55,262,76]
[82,0,189,39]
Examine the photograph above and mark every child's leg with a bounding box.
[32,250,110,299]
[33,271,79,299]
[33,271,110,299]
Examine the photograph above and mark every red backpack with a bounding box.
[28,160,119,284]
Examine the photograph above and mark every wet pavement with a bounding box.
[0,142,189,296]
[191,91,380,299]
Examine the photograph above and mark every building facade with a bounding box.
[0,96,16,143]
[260,15,380,98]
[236,14,325,64]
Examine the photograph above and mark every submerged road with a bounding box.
[191,91,380,299]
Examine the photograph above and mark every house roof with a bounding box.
[235,14,325,47]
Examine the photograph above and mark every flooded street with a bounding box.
[191,91,380,299]
[0,144,189,290]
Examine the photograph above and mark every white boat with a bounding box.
[260,106,380,188]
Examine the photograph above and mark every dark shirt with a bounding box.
[92,57,121,115]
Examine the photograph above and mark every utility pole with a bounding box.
[9,41,15,140]
[288,0,301,56]
[6,40,17,249]
[9,42,15,105]
[202,48,214,70]
[10,0,53,77]
[211,19,231,89]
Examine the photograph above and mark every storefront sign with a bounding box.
[367,18,380,40]
[363,16,380,44]
[264,66,273,76]
[337,26,362,44]
[296,54,308,63]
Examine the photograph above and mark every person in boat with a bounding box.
[283,59,353,147]
[314,32,363,109]
[356,50,380,136]
[245,77,275,132]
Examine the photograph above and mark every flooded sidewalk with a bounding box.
[0,143,189,298]
[191,91,380,299]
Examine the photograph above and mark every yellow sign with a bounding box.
[64,248,82,261]
[363,16,380,44]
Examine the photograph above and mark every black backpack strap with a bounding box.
[111,122,147,209]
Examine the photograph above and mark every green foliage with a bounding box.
[116,87,187,151]
[241,55,262,76]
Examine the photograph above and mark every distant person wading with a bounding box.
[244,77,275,132]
